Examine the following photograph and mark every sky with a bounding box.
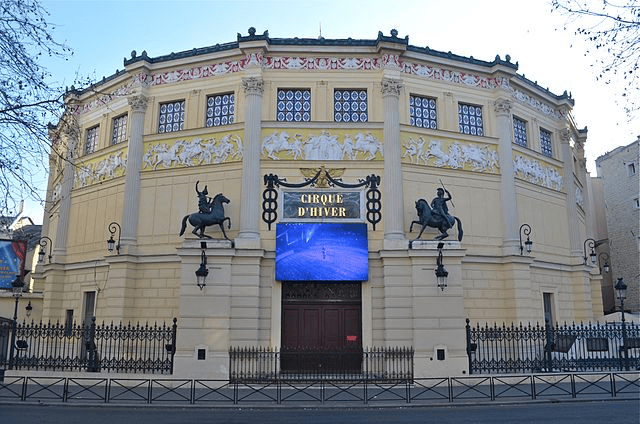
[21,0,638,222]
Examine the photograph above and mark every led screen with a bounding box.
[275,223,368,281]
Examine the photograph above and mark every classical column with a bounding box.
[120,95,148,253]
[381,78,406,248]
[494,98,519,253]
[560,128,582,257]
[236,77,263,249]
[53,117,79,259]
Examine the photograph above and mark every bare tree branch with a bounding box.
[551,0,640,116]
[0,0,75,216]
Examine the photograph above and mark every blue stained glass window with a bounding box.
[111,114,127,145]
[159,100,185,133]
[206,93,234,127]
[540,128,553,157]
[334,89,367,122]
[85,126,99,154]
[458,103,483,136]
[513,117,528,147]
[410,95,437,129]
[277,89,311,122]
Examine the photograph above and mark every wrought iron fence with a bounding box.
[466,319,640,374]
[229,346,414,382]
[0,317,177,374]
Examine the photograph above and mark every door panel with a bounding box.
[281,302,362,372]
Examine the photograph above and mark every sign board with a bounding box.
[0,239,27,289]
[281,190,364,222]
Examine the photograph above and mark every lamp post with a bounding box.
[583,238,597,265]
[614,277,628,371]
[519,223,532,255]
[598,252,610,273]
[38,236,52,263]
[435,242,448,291]
[8,275,24,370]
[106,222,121,254]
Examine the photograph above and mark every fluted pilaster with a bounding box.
[120,94,148,254]
[53,117,79,259]
[494,97,519,254]
[381,78,405,248]
[236,77,264,248]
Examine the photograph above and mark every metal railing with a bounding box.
[0,372,637,405]
[0,317,177,374]
[229,346,414,382]
[466,319,640,374]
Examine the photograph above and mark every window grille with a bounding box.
[111,114,127,145]
[158,100,185,133]
[513,117,527,147]
[334,89,367,122]
[85,126,99,154]
[277,89,310,122]
[410,95,437,129]
[458,103,483,136]
[540,128,553,157]
[206,93,234,127]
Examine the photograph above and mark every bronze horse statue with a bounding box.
[410,198,463,241]
[179,193,231,240]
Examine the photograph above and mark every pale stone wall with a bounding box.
[596,138,640,312]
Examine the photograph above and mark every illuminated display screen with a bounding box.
[275,223,368,281]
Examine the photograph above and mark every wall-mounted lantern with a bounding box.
[107,222,121,254]
[435,242,448,291]
[519,223,532,255]
[38,236,52,263]
[583,238,597,265]
[195,250,209,290]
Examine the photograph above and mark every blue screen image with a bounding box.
[275,223,368,281]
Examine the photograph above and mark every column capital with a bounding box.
[242,77,264,96]
[494,98,512,116]
[381,78,402,97]
[128,94,148,112]
[559,127,572,144]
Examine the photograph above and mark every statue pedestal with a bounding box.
[409,239,461,250]
[174,238,235,379]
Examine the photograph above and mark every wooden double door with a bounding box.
[281,282,362,373]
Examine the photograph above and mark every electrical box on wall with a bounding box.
[195,345,208,360]
[434,344,447,361]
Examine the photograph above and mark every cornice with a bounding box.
[68,30,571,121]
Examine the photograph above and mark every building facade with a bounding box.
[35,29,602,378]
[595,137,640,313]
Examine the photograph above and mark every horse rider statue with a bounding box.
[179,181,232,240]
[410,186,463,242]
[430,187,455,229]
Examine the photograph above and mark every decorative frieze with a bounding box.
[74,150,128,188]
[142,133,243,171]
[401,136,499,173]
[513,154,563,191]
[261,130,383,161]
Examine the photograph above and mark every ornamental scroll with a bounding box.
[262,168,381,230]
